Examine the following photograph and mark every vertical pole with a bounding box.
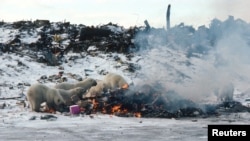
[144,20,151,31]
[166,4,171,30]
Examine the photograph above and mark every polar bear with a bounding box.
[83,80,108,98]
[54,77,97,91]
[103,72,129,90]
[57,87,87,106]
[27,83,85,112]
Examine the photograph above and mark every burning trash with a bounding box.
[26,71,250,119]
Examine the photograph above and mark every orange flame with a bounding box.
[134,112,141,118]
[44,107,56,113]
[111,105,122,113]
[122,83,129,89]
[92,99,98,111]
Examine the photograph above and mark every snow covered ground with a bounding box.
[1,18,250,141]
[0,108,250,141]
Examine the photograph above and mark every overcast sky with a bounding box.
[0,0,249,28]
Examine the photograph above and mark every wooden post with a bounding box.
[144,20,151,31]
[166,4,171,30]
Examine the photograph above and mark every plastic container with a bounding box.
[70,105,80,114]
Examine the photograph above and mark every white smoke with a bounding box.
[134,16,250,103]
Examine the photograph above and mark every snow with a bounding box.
[106,25,124,34]
[1,18,250,141]
[1,110,250,141]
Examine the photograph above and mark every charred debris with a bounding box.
[0,20,141,66]
[56,83,250,119]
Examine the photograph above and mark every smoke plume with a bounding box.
[134,16,250,103]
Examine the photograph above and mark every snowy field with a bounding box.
[1,17,250,140]
[0,111,250,141]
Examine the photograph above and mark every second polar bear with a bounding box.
[83,73,129,98]
[83,80,108,98]
[54,77,97,96]
[103,72,129,90]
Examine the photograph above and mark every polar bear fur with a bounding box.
[83,80,108,98]
[103,73,129,90]
[27,83,66,112]
[57,87,87,106]
[54,77,97,91]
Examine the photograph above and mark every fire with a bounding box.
[92,99,98,111]
[110,104,141,118]
[111,105,122,113]
[110,104,130,116]
[122,83,129,89]
[134,112,141,118]
[43,107,56,113]
[40,102,56,113]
